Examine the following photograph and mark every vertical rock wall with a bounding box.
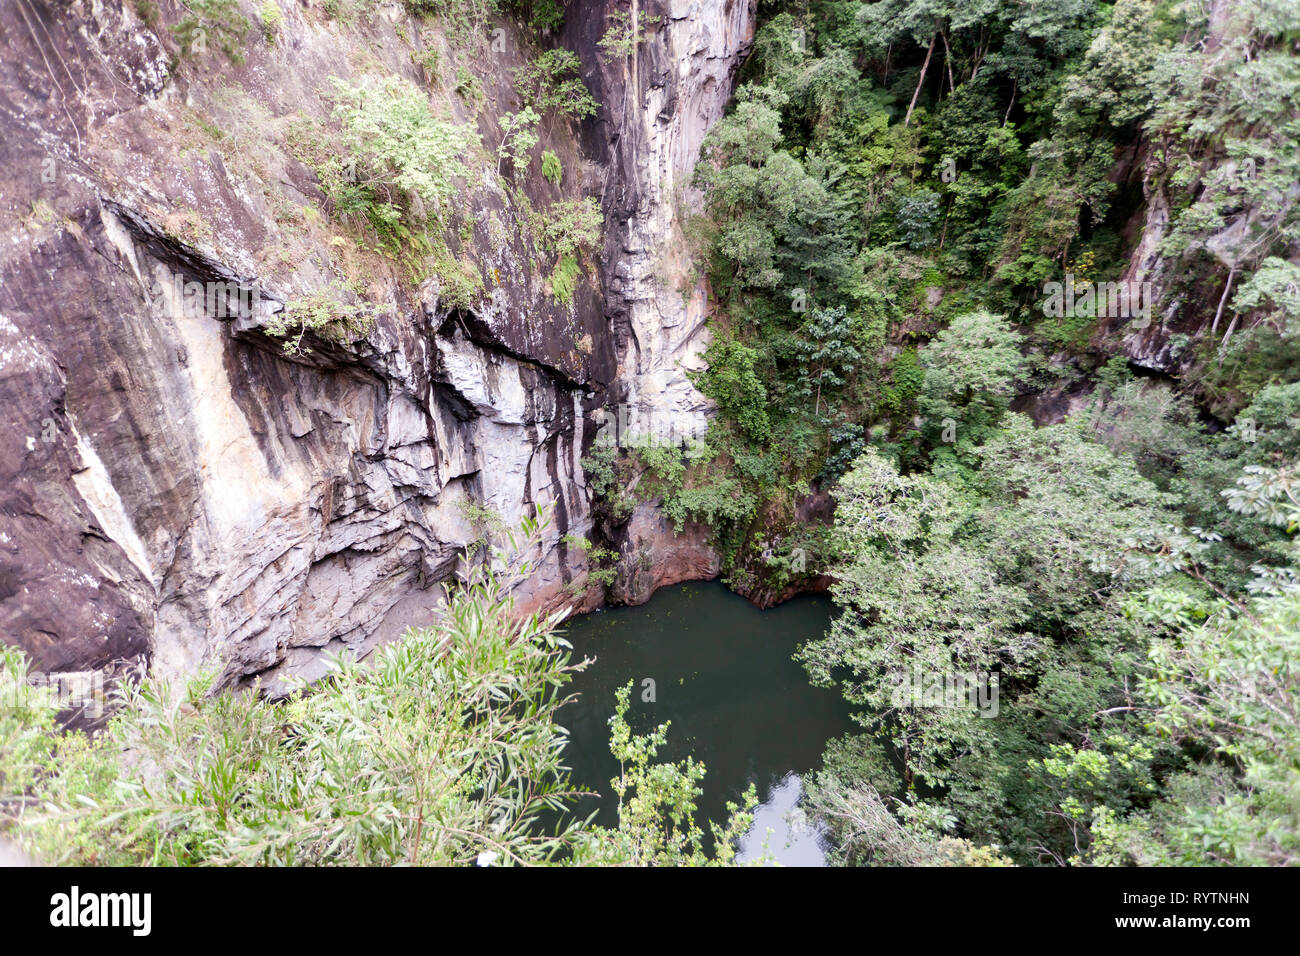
[574,0,755,443]
[0,0,754,689]
[570,0,756,602]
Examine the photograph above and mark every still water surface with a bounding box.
[556,581,857,865]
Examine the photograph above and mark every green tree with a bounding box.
[569,683,758,866]
[918,310,1023,453]
[695,335,773,443]
[795,305,861,415]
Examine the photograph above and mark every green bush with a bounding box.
[327,75,479,218]
[171,0,251,63]
[523,0,565,31]
[695,336,771,443]
[513,49,597,120]
[536,197,602,259]
[541,149,563,186]
[550,253,580,305]
[265,285,375,355]
[497,107,540,175]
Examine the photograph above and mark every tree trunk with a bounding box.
[1211,264,1238,339]
[939,29,955,94]
[904,33,937,128]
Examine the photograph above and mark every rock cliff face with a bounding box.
[572,0,754,602]
[574,0,753,446]
[0,0,754,690]
[1100,0,1297,382]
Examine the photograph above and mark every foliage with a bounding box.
[798,417,1185,861]
[497,107,541,175]
[794,305,861,415]
[287,75,481,280]
[535,198,602,304]
[403,0,500,37]
[581,440,636,522]
[541,149,563,186]
[266,285,375,355]
[560,534,618,588]
[5,514,589,865]
[523,0,565,32]
[1138,579,1300,865]
[804,744,1012,867]
[513,49,597,121]
[454,65,486,110]
[328,76,479,218]
[675,0,1300,868]
[917,310,1023,448]
[1148,2,1300,296]
[596,10,659,60]
[550,253,580,305]
[639,440,757,533]
[171,0,251,64]
[569,683,758,866]
[694,336,771,443]
[535,197,602,259]
[895,190,941,249]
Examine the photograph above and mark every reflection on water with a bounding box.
[556,581,855,866]
[737,773,834,866]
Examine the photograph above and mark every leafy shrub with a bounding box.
[560,533,618,587]
[327,76,480,218]
[454,65,486,110]
[532,198,601,304]
[497,107,540,175]
[513,49,597,120]
[550,253,580,305]
[403,0,500,37]
[536,197,602,258]
[895,190,942,249]
[265,285,375,354]
[523,0,565,31]
[695,336,771,443]
[541,149,563,186]
[171,0,251,63]
[596,10,658,59]
[570,683,757,866]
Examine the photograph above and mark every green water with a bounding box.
[556,580,857,865]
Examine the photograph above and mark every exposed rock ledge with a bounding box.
[0,0,755,690]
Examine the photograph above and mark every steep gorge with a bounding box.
[0,0,754,691]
